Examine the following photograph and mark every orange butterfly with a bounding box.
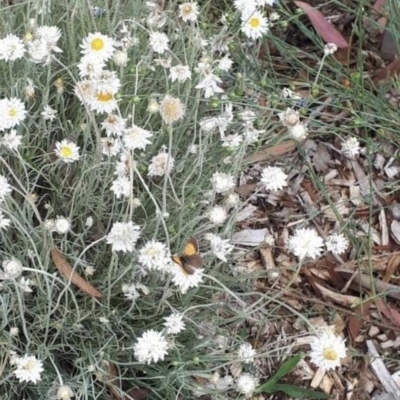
[171,237,203,275]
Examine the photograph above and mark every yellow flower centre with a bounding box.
[146,247,159,257]
[8,108,17,117]
[97,92,113,102]
[323,347,338,361]
[91,38,104,51]
[249,17,260,28]
[25,360,36,371]
[60,146,73,158]
[182,4,192,14]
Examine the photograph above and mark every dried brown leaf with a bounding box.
[243,141,296,164]
[376,298,400,328]
[383,253,400,283]
[106,363,122,400]
[294,1,349,48]
[373,59,400,85]
[348,301,372,340]
[51,247,103,299]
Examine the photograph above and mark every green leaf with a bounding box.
[271,384,329,399]
[257,355,302,392]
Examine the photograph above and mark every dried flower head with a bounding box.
[159,95,185,125]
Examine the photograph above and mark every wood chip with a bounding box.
[380,210,389,246]
[231,228,270,246]
[235,205,257,222]
[390,220,400,245]
[320,374,333,394]
[367,340,400,398]
[369,326,380,337]
[310,368,325,388]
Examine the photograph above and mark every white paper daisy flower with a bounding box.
[278,107,300,127]
[93,70,121,94]
[179,2,199,22]
[106,221,141,252]
[80,32,116,61]
[2,129,22,150]
[148,150,175,177]
[0,211,11,230]
[133,329,169,364]
[55,139,80,163]
[211,172,235,194]
[159,95,185,125]
[0,34,25,61]
[138,240,172,271]
[260,166,288,192]
[169,65,192,83]
[241,11,269,40]
[0,98,27,131]
[101,114,126,137]
[170,262,204,294]
[88,90,118,114]
[288,228,324,260]
[0,175,12,202]
[111,176,131,199]
[57,385,74,400]
[13,354,44,384]
[236,373,259,397]
[77,54,106,78]
[309,331,347,371]
[0,257,23,280]
[341,137,360,159]
[149,31,170,54]
[325,233,349,255]
[237,343,256,364]
[123,125,153,151]
[205,233,234,262]
[54,216,71,234]
[163,313,186,334]
[288,123,308,140]
[208,206,228,226]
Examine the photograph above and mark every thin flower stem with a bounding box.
[313,54,327,86]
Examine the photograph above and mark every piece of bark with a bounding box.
[367,340,400,398]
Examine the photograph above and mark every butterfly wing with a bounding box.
[171,237,202,275]
[182,237,198,256]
